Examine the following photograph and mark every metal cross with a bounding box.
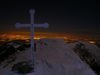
[15,9,49,70]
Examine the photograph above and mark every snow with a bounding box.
[68,41,100,64]
[0,39,96,75]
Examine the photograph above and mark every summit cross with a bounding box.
[15,9,49,70]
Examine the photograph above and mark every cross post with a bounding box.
[15,9,49,71]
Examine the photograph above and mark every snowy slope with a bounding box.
[0,39,96,75]
[34,39,96,75]
[68,41,100,64]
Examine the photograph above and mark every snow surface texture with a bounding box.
[0,39,96,75]
[68,41,100,65]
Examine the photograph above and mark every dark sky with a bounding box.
[0,0,99,36]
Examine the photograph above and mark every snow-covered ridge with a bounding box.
[0,39,98,75]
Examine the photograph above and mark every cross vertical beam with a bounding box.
[29,9,35,68]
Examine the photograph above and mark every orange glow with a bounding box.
[24,39,30,43]
[0,32,76,40]
[34,37,41,40]
[88,41,96,44]
[0,32,95,42]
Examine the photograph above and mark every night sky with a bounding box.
[0,0,99,36]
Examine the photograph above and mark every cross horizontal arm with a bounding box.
[15,23,30,28]
[35,23,49,28]
[15,23,49,29]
